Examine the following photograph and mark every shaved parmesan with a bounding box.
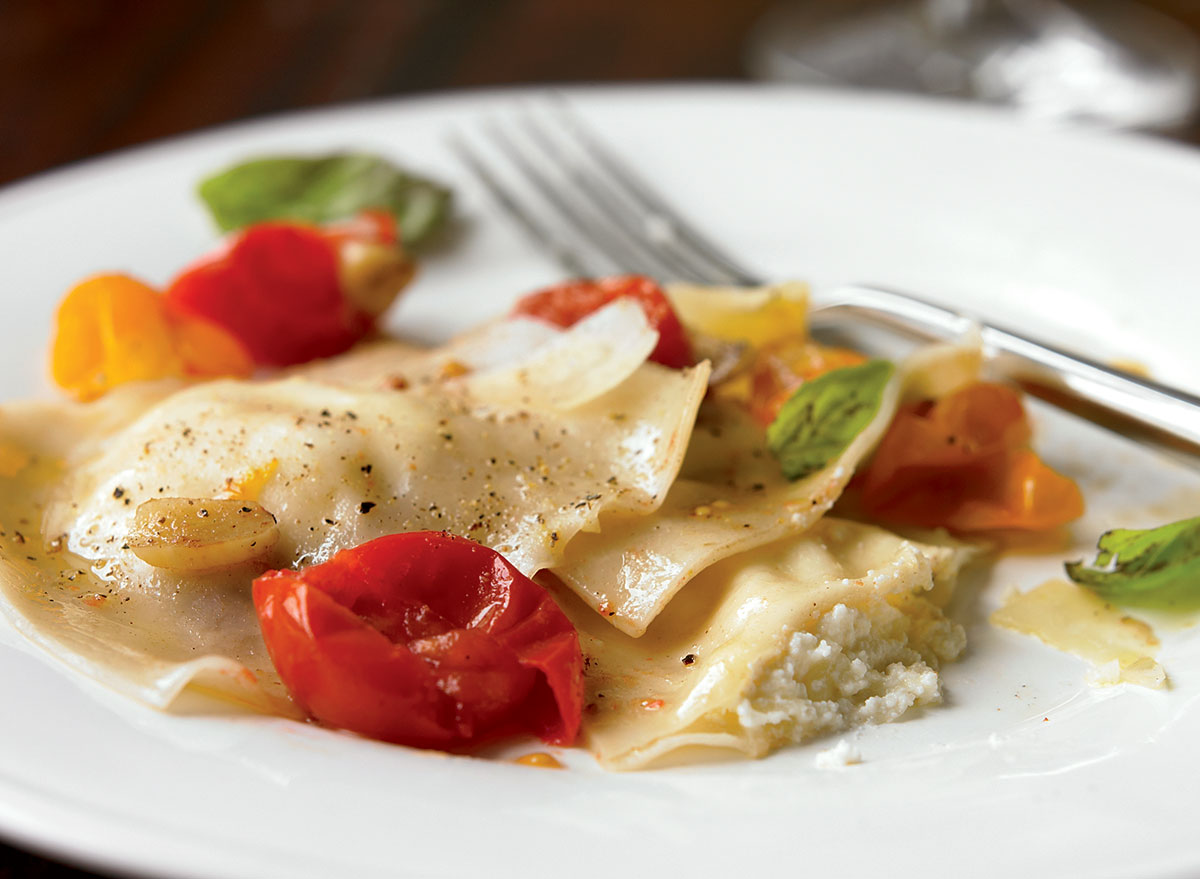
[991,579,1167,689]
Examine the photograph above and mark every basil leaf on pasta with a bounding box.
[767,359,893,480]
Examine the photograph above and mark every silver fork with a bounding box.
[449,99,1200,462]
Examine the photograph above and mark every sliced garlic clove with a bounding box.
[127,497,279,573]
[338,240,416,319]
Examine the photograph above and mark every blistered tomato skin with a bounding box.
[512,275,693,369]
[253,532,585,750]
[165,223,372,367]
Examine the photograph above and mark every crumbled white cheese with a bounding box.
[813,738,862,769]
[737,598,965,749]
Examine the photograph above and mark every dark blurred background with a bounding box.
[4,0,1200,190]
[2,0,1200,876]
[2,0,784,187]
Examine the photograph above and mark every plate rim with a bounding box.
[3,82,1200,879]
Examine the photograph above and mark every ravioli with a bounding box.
[560,518,969,770]
[547,343,980,637]
[0,303,708,710]
[0,284,982,769]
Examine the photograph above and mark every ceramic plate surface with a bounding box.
[2,85,1199,879]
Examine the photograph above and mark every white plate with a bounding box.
[2,85,1200,879]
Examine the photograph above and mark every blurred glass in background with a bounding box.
[746,0,1200,131]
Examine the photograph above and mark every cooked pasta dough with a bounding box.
[0,286,980,768]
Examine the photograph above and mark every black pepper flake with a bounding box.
[682,653,696,666]
[112,487,125,499]
[751,482,765,491]
[240,506,251,513]
[198,508,209,518]
[361,464,373,475]
[346,411,358,420]
[358,502,377,514]
[323,517,336,525]
[320,409,332,417]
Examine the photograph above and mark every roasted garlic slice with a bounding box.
[127,498,279,572]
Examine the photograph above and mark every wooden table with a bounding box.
[1,0,1199,876]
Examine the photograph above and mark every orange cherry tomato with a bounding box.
[511,275,693,369]
[50,273,252,401]
[747,337,868,425]
[856,382,1083,531]
[253,532,585,750]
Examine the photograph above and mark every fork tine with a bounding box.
[447,130,600,279]
[545,95,764,287]
[517,109,714,284]
[480,119,679,280]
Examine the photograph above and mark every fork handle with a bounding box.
[810,284,1200,462]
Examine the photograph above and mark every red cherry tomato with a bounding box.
[511,275,693,368]
[165,222,372,366]
[253,532,585,750]
[857,382,1084,532]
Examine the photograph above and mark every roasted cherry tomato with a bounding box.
[747,337,869,425]
[253,532,585,750]
[856,382,1084,531]
[511,275,692,368]
[165,222,372,366]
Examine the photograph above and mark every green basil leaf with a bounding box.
[766,359,893,481]
[197,153,452,248]
[1066,516,1200,609]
